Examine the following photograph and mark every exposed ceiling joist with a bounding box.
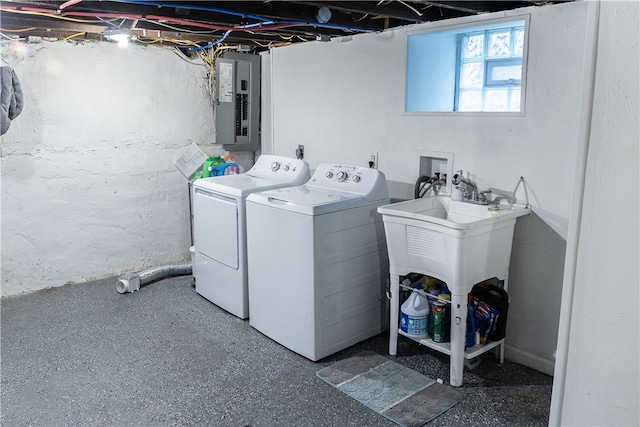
[0,0,570,51]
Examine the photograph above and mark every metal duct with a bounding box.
[116,263,192,294]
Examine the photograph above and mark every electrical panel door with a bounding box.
[214,52,260,151]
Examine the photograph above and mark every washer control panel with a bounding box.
[307,164,388,200]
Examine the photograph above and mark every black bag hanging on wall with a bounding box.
[468,282,510,341]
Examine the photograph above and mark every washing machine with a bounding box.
[192,155,310,319]
[246,164,390,361]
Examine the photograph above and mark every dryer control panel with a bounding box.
[247,154,310,182]
[307,164,389,201]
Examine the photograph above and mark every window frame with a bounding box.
[454,24,525,112]
[404,15,530,116]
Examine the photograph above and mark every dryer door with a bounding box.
[194,188,239,269]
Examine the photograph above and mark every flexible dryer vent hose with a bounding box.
[116,263,192,294]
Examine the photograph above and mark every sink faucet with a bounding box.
[452,171,490,205]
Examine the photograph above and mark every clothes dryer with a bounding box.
[192,155,309,319]
[246,164,389,360]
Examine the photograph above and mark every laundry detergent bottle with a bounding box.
[400,287,430,338]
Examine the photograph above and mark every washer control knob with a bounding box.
[351,175,361,183]
[336,171,348,182]
[271,162,281,172]
[325,171,334,179]
[283,164,290,171]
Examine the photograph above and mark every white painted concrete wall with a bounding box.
[266,1,590,373]
[551,1,640,425]
[1,42,224,296]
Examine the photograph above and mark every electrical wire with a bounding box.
[166,46,205,65]
[143,15,299,32]
[1,4,378,34]
[111,0,275,23]
[0,6,304,32]
[188,30,231,51]
[242,21,275,28]
[137,36,199,46]
[1,1,381,50]
[97,16,124,29]
[138,18,218,34]
[397,0,423,16]
[0,32,23,40]
[0,7,122,24]
[275,19,376,33]
[62,32,85,41]
[0,27,36,32]
[135,37,160,44]
[353,13,369,22]
[250,39,278,48]
[190,44,230,133]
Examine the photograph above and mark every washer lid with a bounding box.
[193,174,300,198]
[246,185,376,215]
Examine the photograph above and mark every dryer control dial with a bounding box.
[283,164,290,171]
[336,171,348,182]
[271,162,281,172]
[325,171,334,179]
[351,175,361,183]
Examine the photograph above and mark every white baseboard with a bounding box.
[504,345,555,376]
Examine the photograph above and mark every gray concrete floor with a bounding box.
[1,276,552,426]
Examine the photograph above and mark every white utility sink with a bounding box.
[377,195,530,293]
[378,195,530,387]
[377,195,529,232]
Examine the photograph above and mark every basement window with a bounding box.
[405,18,528,114]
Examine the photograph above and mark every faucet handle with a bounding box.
[452,170,463,185]
[479,190,491,203]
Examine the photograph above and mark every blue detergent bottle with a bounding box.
[210,162,240,176]
[400,286,430,338]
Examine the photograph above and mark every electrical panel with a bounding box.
[214,52,260,151]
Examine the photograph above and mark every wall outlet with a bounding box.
[368,151,378,169]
